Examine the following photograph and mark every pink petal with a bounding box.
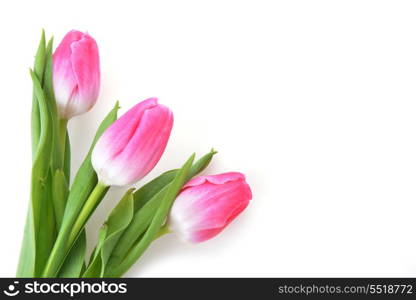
[184,172,247,188]
[67,33,100,117]
[169,172,252,243]
[53,30,100,119]
[91,98,174,186]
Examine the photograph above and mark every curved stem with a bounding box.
[68,182,108,243]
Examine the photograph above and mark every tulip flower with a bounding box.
[91,98,174,186]
[168,172,252,243]
[53,30,100,119]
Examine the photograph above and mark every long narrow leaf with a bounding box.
[57,230,86,278]
[43,37,62,171]
[31,31,46,159]
[52,169,68,229]
[17,70,54,277]
[82,225,108,277]
[18,31,48,277]
[83,189,135,278]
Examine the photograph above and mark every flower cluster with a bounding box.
[17,30,252,278]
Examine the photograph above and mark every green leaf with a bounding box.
[31,71,56,276]
[31,70,54,245]
[58,230,86,278]
[31,30,46,159]
[188,148,217,180]
[35,172,56,275]
[99,189,135,273]
[18,31,48,277]
[52,169,68,229]
[83,189,135,278]
[36,38,63,276]
[106,186,168,271]
[41,102,119,277]
[43,37,62,172]
[33,30,47,81]
[43,37,56,112]
[133,170,177,211]
[16,204,36,277]
[17,70,54,277]
[83,225,108,278]
[90,225,109,262]
[105,154,195,277]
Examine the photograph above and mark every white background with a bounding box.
[0,0,416,277]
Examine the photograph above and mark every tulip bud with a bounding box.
[91,98,173,186]
[53,30,100,119]
[168,172,252,243]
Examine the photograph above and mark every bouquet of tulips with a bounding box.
[16,30,252,278]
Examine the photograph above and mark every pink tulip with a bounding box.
[92,98,173,186]
[168,172,252,243]
[53,30,100,119]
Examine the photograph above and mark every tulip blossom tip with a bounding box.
[53,30,100,119]
[92,98,174,186]
[168,172,252,244]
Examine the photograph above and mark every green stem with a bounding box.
[68,182,108,243]
[59,118,68,162]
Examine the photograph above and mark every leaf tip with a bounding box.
[210,148,218,155]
